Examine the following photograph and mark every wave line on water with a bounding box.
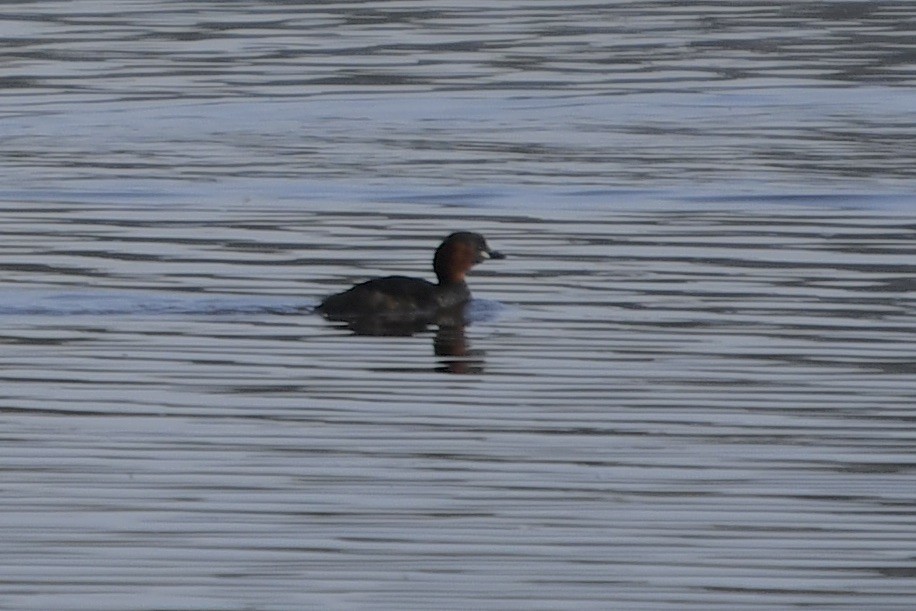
[0,291,312,317]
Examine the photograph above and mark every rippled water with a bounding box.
[2,2,915,609]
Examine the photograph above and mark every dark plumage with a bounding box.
[317,232,504,324]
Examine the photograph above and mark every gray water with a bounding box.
[2,2,915,610]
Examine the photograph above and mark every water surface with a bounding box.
[1,2,915,609]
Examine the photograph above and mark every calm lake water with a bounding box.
[2,1,915,609]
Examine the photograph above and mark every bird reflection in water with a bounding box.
[324,304,488,374]
[433,321,485,375]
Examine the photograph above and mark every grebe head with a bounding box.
[433,232,505,285]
